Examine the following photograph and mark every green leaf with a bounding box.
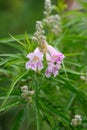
[59,77,87,113]
[0,101,20,112]
[0,34,32,43]
[12,109,25,130]
[9,34,26,49]
[61,68,85,75]
[0,71,28,110]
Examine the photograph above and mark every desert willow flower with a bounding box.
[26,48,44,71]
[26,19,64,77]
[25,43,65,78]
[45,45,65,78]
[26,24,64,77]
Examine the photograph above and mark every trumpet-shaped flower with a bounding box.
[45,45,65,78]
[47,45,65,63]
[45,63,61,78]
[26,48,44,71]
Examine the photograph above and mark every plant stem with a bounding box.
[34,73,40,130]
[26,102,30,130]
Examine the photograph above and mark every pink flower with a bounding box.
[45,63,61,78]
[47,45,65,63]
[45,62,61,78]
[45,45,65,78]
[26,48,43,71]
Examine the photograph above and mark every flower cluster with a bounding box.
[43,0,62,36]
[71,115,82,127]
[21,85,34,101]
[26,19,65,78]
[26,0,65,79]
[43,14,62,36]
[44,0,53,16]
[32,21,48,53]
[32,21,46,45]
[26,21,65,78]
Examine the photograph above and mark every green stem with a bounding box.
[34,73,40,130]
[26,102,30,130]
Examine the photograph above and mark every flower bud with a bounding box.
[71,115,82,127]
[21,85,28,92]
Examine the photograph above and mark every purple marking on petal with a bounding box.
[45,69,52,78]
[45,64,53,78]
[30,63,37,71]
[45,62,60,78]
[26,61,31,69]
[37,61,43,70]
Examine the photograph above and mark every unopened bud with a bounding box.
[28,90,35,95]
[32,37,38,42]
[71,115,82,127]
[80,75,86,81]
[21,85,28,92]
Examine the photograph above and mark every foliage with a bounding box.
[0,0,87,130]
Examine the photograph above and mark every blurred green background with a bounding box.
[0,0,44,38]
[0,0,56,54]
